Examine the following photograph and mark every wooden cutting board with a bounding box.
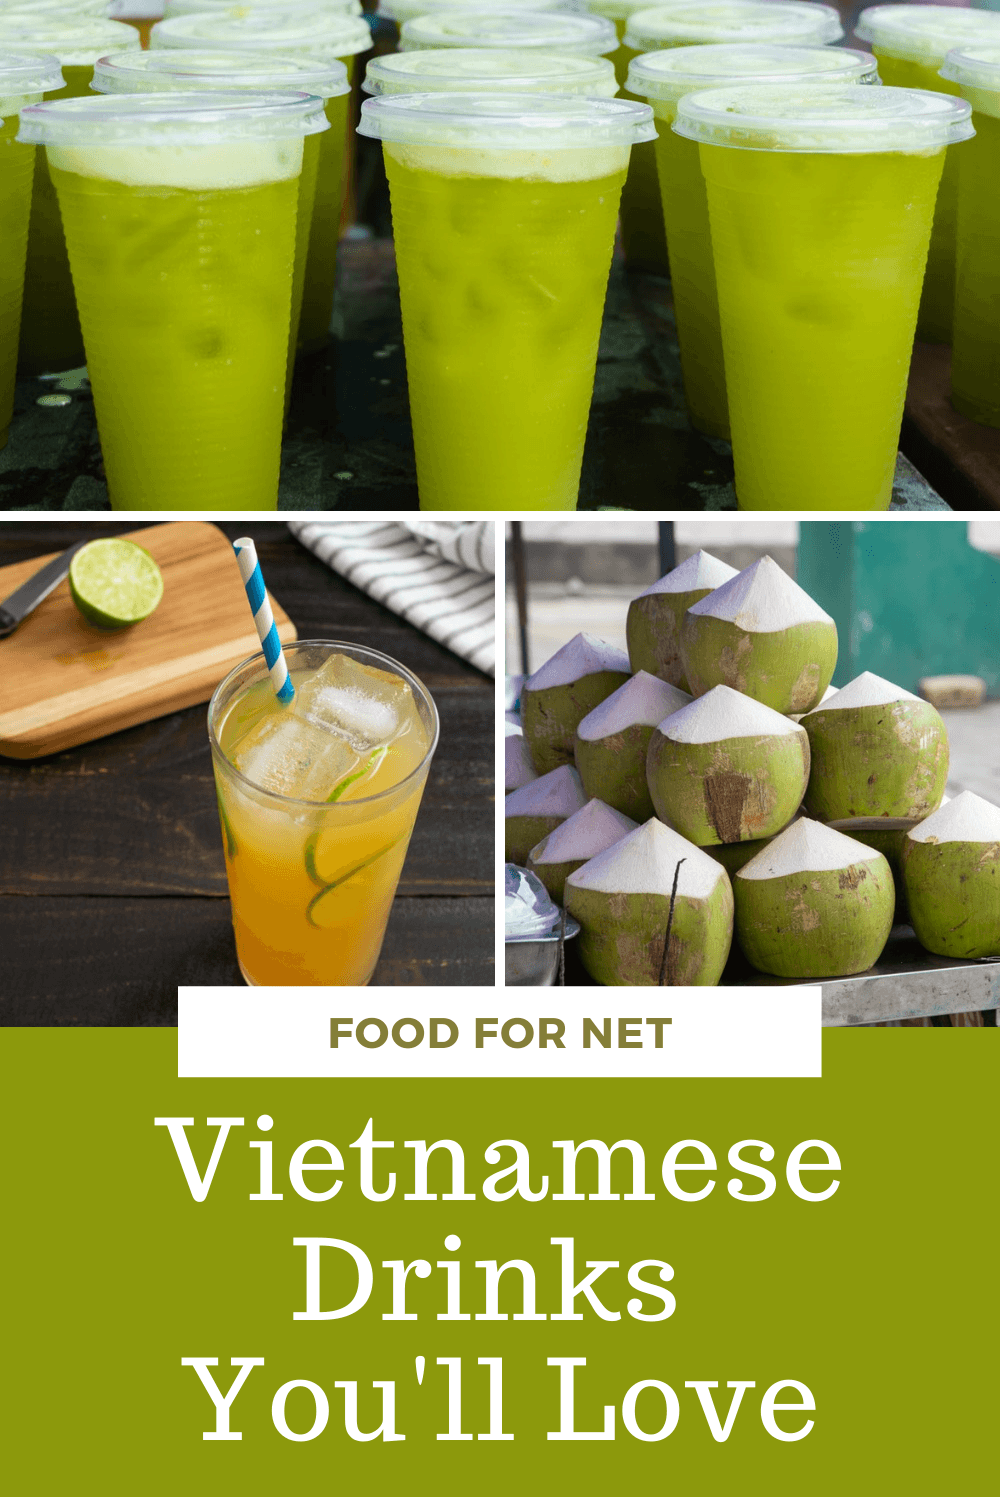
[0,522,297,760]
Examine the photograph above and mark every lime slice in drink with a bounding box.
[69,538,164,630]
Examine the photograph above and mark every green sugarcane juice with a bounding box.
[676,83,973,510]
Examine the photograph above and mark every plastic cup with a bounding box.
[675,83,973,510]
[0,16,139,376]
[615,2,843,284]
[941,43,1000,427]
[209,640,439,987]
[151,11,372,352]
[0,50,61,448]
[855,4,1000,344]
[92,48,350,413]
[364,46,618,96]
[18,90,328,508]
[358,90,654,510]
[628,43,878,439]
[398,10,618,54]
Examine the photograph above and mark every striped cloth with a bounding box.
[287,519,495,676]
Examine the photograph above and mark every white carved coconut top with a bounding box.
[658,683,805,743]
[505,763,585,818]
[566,816,726,900]
[504,712,522,737]
[533,798,637,863]
[687,554,834,633]
[505,735,536,791]
[577,671,691,740]
[525,632,631,692]
[907,789,1000,844]
[737,817,884,880]
[634,549,739,598]
[807,670,922,712]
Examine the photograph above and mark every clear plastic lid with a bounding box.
[149,9,373,55]
[628,42,878,104]
[93,47,350,96]
[18,86,331,143]
[0,47,62,97]
[162,0,360,13]
[855,5,1000,67]
[400,10,618,53]
[364,47,618,95]
[674,81,974,152]
[380,0,570,22]
[941,43,1000,119]
[0,14,141,64]
[624,1,843,53]
[359,88,654,145]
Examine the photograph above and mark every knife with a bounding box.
[0,541,87,639]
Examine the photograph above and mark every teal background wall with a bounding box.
[797,523,1000,696]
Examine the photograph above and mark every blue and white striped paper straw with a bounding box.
[233,537,294,706]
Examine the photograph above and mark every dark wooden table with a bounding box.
[0,521,494,1024]
[0,239,950,513]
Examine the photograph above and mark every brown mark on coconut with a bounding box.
[735,818,894,978]
[901,792,1000,960]
[521,633,630,777]
[504,764,587,867]
[626,550,739,691]
[564,818,733,986]
[802,672,948,822]
[574,671,690,823]
[679,556,837,715]
[646,685,809,847]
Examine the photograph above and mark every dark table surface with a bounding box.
[0,239,952,514]
[0,521,495,1024]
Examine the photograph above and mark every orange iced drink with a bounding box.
[210,641,439,987]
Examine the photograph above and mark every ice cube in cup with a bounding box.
[231,711,360,801]
[293,652,418,753]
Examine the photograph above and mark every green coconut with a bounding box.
[505,715,537,793]
[646,684,810,847]
[564,818,734,986]
[527,798,637,906]
[802,672,948,822]
[626,550,739,691]
[521,633,631,776]
[826,811,934,925]
[505,764,586,866]
[734,818,895,979]
[706,813,802,879]
[574,671,691,822]
[680,555,838,715]
[900,791,1000,959]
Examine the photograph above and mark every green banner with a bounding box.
[2,1027,996,1497]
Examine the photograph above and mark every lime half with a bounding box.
[69,537,164,630]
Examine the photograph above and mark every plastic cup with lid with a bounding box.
[357,90,654,510]
[672,83,973,510]
[0,49,61,445]
[17,90,329,509]
[151,10,372,351]
[0,14,139,374]
[92,48,351,408]
[162,0,361,14]
[627,42,878,438]
[398,11,618,54]
[378,0,575,31]
[854,5,1000,342]
[940,43,1000,426]
[614,2,844,289]
[363,47,618,96]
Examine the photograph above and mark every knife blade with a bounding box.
[0,541,87,639]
